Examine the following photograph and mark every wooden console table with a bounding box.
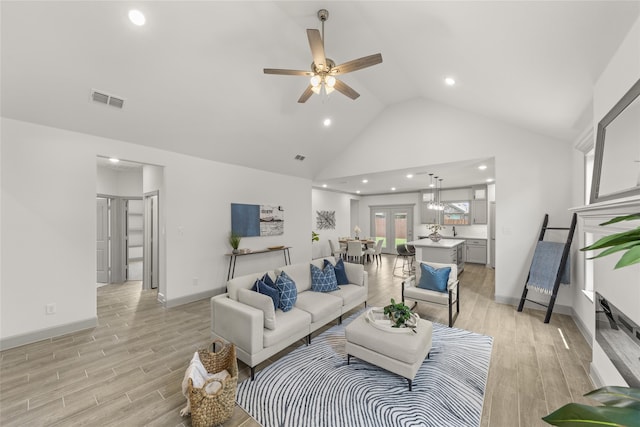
[225,247,292,280]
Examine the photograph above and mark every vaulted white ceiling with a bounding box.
[2,1,639,189]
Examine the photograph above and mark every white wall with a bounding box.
[576,15,640,386]
[311,189,353,259]
[1,118,312,346]
[317,97,575,307]
[96,166,143,198]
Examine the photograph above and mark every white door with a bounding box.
[144,193,159,289]
[96,197,109,283]
[370,206,414,254]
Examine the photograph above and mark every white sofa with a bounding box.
[210,257,368,379]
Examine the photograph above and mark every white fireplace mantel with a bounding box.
[570,196,640,388]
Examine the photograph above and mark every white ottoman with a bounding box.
[345,312,432,390]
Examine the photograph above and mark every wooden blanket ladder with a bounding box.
[517,213,577,323]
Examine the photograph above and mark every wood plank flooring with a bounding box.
[0,256,594,426]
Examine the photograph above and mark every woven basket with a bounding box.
[188,339,238,427]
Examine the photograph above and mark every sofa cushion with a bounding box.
[342,261,364,286]
[295,291,342,323]
[276,263,311,293]
[263,308,311,348]
[275,271,297,312]
[237,288,276,330]
[418,263,451,293]
[252,279,279,310]
[324,258,349,285]
[328,284,367,307]
[310,263,339,292]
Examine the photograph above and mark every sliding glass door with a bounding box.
[370,205,414,254]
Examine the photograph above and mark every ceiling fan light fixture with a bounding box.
[325,76,336,87]
[311,85,321,95]
[310,75,321,87]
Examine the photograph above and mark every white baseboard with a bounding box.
[0,317,97,351]
[165,288,224,308]
[494,295,573,316]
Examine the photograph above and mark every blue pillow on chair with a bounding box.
[311,263,339,292]
[275,271,297,312]
[417,263,451,293]
[324,258,349,285]
[252,278,279,310]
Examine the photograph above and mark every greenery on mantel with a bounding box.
[543,213,640,426]
[580,213,640,269]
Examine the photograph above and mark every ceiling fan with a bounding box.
[264,9,383,103]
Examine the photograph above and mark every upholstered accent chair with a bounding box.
[401,261,460,327]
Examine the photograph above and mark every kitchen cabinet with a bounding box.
[471,185,488,224]
[420,191,439,224]
[466,239,487,264]
[472,200,487,224]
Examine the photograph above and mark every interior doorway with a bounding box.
[370,205,414,254]
[96,157,163,292]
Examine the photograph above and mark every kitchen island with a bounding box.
[408,238,465,273]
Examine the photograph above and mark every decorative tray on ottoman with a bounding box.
[364,307,419,334]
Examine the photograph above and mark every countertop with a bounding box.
[408,238,466,248]
[417,235,487,240]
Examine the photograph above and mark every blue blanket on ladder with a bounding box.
[526,241,570,295]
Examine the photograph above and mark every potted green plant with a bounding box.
[542,213,640,426]
[228,231,241,254]
[312,231,319,243]
[427,223,444,242]
[383,298,416,328]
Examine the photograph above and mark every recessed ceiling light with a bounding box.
[391,187,396,191]
[486,178,494,183]
[478,165,488,170]
[406,174,413,179]
[429,183,435,188]
[128,9,146,26]
[356,190,361,194]
[323,118,331,127]
[445,77,456,86]
[109,158,120,163]
[362,179,368,184]
[322,184,327,188]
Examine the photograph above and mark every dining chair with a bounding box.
[328,240,346,259]
[393,244,415,277]
[347,240,365,264]
[364,239,383,265]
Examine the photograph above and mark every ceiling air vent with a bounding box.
[91,89,125,109]
[294,154,306,161]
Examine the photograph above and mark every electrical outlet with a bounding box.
[193,277,198,286]
[45,303,56,315]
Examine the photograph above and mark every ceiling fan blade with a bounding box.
[307,29,326,71]
[298,85,314,103]
[331,53,383,75]
[333,79,360,100]
[264,68,313,76]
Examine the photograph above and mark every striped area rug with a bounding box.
[236,311,493,427]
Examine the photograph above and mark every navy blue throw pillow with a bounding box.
[261,273,276,288]
[417,263,451,293]
[252,279,279,310]
[275,271,297,312]
[311,263,339,292]
[325,258,349,285]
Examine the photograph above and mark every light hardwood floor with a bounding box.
[0,256,594,426]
